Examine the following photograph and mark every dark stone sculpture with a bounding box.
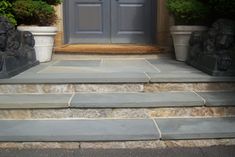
[187,19,235,76]
[0,17,39,79]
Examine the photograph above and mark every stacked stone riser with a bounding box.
[1,83,235,94]
[0,82,235,149]
[0,82,234,118]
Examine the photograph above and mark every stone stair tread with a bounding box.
[71,92,204,108]
[198,91,235,106]
[0,119,159,142]
[0,94,71,109]
[0,92,204,109]
[0,72,150,84]
[1,117,235,142]
[148,72,235,83]
[0,91,235,109]
[155,117,235,140]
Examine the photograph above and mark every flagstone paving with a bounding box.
[0,119,159,142]
[155,117,235,140]
[0,58,234,83]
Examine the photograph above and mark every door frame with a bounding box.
[55,0,172,53]
[63,0,157,44]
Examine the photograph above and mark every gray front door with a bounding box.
[111,0,152,43]
[64,0,154,44]
[64,0,110,43]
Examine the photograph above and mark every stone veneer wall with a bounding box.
[54,0,172,48]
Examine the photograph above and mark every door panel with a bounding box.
[111,0,152,43]
[65,0,110,44]
[64,0,154,44]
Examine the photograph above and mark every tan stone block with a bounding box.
[0,84,75,94]
[70,109,113,118]
[0,110,31,119]
[144,83,235,92]
[0,85,39,94]
[40,84,75,93]
[224,107,235,116]
[146,107,227,118]
[124,141,166,149]
[193,83,235,92]
[24,142,81,149]
[144,83,194,92]
[80,142,125,149]
[30,109,72,119]
[111,109,149,118]
[0,142,80,149]
[74,84,144,93]
[0,142,25,149]
[164,139,235,148]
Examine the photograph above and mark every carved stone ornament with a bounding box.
[187,19,235,76]
[0,17,39,79]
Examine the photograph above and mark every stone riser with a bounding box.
[0,83,235,94]
[0,139,235,149]
[0,107,234,119]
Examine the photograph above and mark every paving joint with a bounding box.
[152,118,162,139]
[192,91,207,105]
[68,93,75,107]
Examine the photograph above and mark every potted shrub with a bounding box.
[166,0,209,61]
[0,0,16,26]
[12,0,62,62]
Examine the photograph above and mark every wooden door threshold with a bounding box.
[54,44,164,54]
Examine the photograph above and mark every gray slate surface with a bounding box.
[197,92,235,106]
[0,58,235,84]
[0,94,72,109]
[155,117,235,140]
[53,60,101,67]
[1,91,234,109]
[71,92,204,108]
[0,119,159,141]
[0,72,150,83]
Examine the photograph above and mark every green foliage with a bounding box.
[33,0,62,5]
[12,0,62,26]
[0,0,17,25]
[166,0,209,25]
[42,0,62,5]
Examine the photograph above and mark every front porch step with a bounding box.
[0,58,235,84]
[0,117,235,142]
[0,91,234,109]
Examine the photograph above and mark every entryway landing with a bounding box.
[0,55,234,84]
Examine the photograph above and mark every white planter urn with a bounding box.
[17,26,57,63]
[170,26,207,61]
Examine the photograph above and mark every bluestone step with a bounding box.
[0,92,235,109]
[0,92,205,109]
[0,72,150,84]
[1,58,235,84]
[0,119,159,142]
[155,117,235,140]
[70,92,204,108]
[198,92,235,107]
[0,94,71,109]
